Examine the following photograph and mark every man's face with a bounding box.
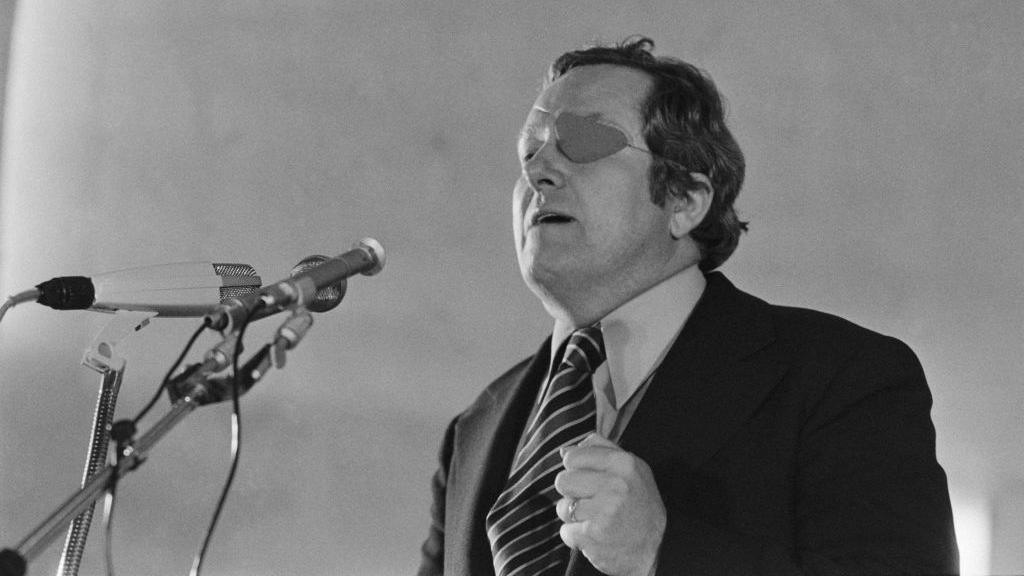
[513,65,680,314]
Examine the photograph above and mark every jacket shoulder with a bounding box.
[766,302,918,365]
[707,273,923,386]
[457,346,546,424]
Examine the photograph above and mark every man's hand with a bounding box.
[555,433,666,576]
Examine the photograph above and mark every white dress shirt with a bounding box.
[543,265,706,441]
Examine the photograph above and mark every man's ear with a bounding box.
[668,173,713,240]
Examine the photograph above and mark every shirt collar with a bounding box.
[549,265,706,408]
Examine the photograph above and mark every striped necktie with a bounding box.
[486,326,606,576]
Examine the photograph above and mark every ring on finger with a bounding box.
[568,498,579,523]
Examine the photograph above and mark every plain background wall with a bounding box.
[0,2,1021,575]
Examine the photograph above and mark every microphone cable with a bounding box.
[132,318,212,426]
[101,445,122,576]
[188,302,261,576]
[0,288,40,326]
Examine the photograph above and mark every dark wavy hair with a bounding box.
[547,37,748,271]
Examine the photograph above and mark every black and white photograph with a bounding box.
[0,2,1021,575]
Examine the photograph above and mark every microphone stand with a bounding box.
[57,310,157,576]
[0,325,282,576]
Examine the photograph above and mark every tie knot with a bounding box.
[562,326,605,375]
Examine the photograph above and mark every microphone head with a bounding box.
[290,255,346,312]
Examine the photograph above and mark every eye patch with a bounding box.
[552,112,633,163]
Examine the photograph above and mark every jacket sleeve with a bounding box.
[654,336,959,575]
[416,417,458,576]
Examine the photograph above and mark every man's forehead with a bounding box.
[528,65,651,127]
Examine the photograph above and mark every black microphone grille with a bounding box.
[213,263,259,278]
[291,255,345,313]
[212,263,262,301]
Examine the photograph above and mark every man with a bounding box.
[417,37,959,576]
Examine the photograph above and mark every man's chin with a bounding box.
[520,257,587,298]
[519,252,567,283]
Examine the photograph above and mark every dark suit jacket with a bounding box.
[417,273,959,575]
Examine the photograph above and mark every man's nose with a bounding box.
[524,140,567,192]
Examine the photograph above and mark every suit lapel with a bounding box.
[446,339,552,576]
[619,273,787,469]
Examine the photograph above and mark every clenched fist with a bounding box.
[555,433,665,576]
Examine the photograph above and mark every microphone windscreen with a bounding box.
[290,256,345,312]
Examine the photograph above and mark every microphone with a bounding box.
[32,262,262,317]
[206,238,385,331]
[289,255,346,313]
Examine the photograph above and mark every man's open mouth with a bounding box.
[532,211,575,225]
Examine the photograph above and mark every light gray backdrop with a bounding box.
[1,2,1021,575]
